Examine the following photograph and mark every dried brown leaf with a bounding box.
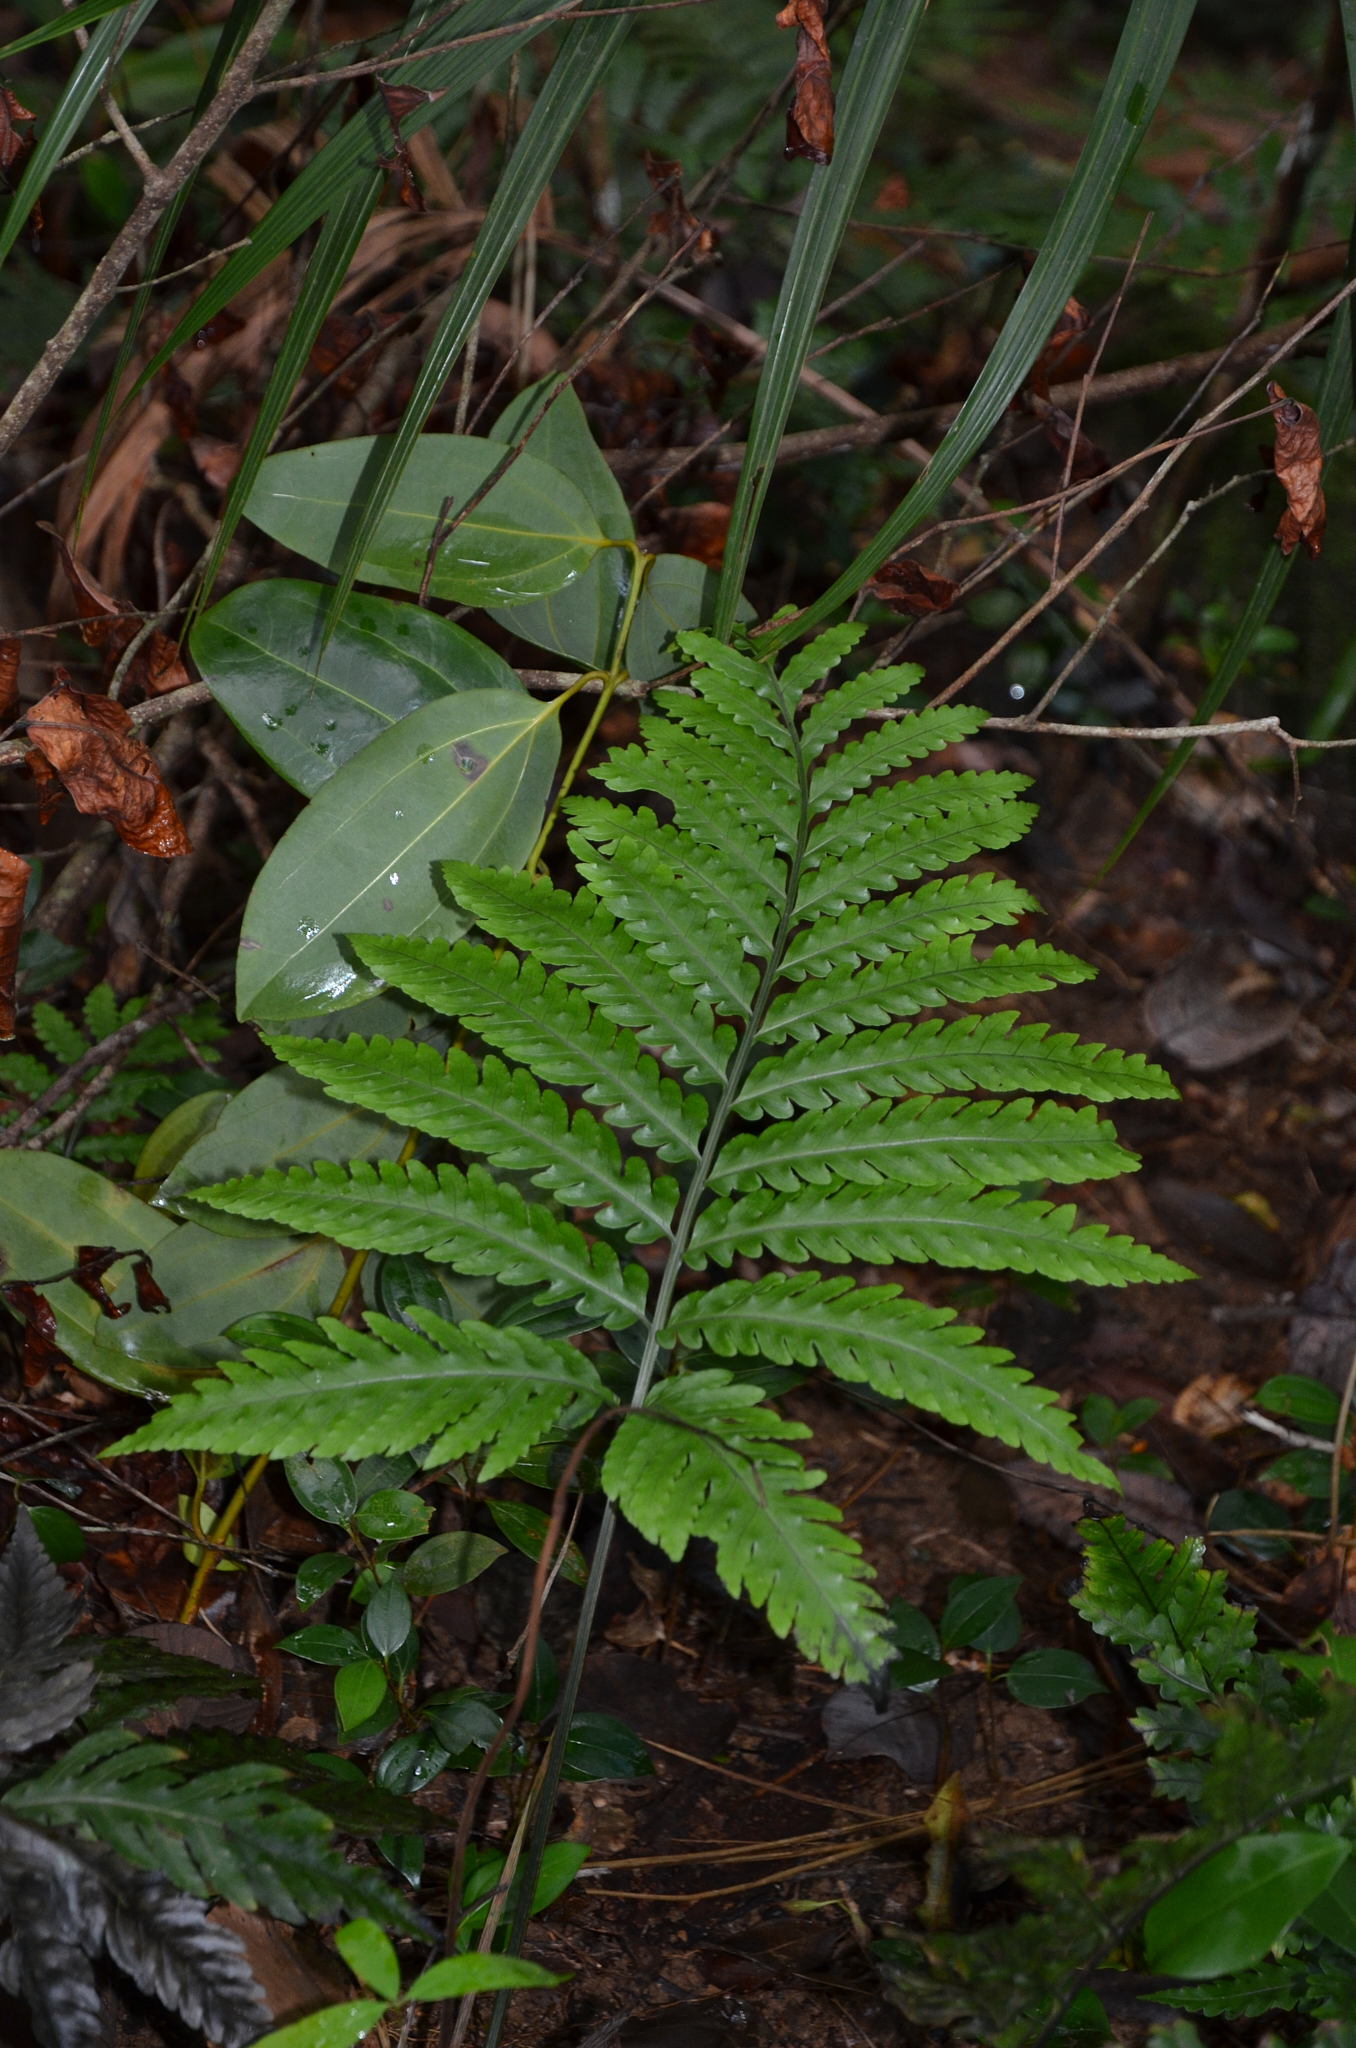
[70,1245,132,1321]
[1030,393,1109,486]
[0,87,34,175]
[0,1282,70,1384]
[0,842,28,1040]
[865,554,959,616]
[662,500,731,570]
[1268,378,1325,559]
[26,681,192,858]
[39,521,138,654]
[1027,296,1093,402]
[22,747,61,826]
[643,151,718,258]
[132,1255,172,1314]
[127,630,191,700]
[777,0,833,165]
[189,434,244,492]
[0,636,19,726]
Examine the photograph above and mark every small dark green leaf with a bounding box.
[1209,1489,1292,1561]
[375,1733,452,1798]
[193,582,522,798]
[285,1455,358,1527]
[296,1553,351,1608]
[335,1657,389,1732]
[1006,1649,1106,1709]
[377,1833,425,1884]
[560,1711,655,1782]
[1144,1832,1350,1977]
[352,1452,420,1503]
[488,1500,588,1588]
[377,1251,455,1334]
[26,1505,85,1564]
[1253,1375,1340,1431]
[401,1532,506,1598]
[406,1954,563,2001]
[939,1575,1022,1651]
[243,436,606,606]
[1303,1857,1356,1958]
[354,1489,431,1543]
[362,1578,413,1658]
[886,1597,941,1661]
[278,1624,367,1667]
[226,1312,324,1350]
[242,1998,389,2048]
[424,1691,503,1756]
[888,1646,949,1689]
[624,554,753,682]
[335,1918,400,2001]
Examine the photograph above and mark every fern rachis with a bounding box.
[117,626,1187,1685]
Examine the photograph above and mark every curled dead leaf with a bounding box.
[40,521,138,651]
[643,151,718,259]
[26,680,192,858]
[132,1254,172,1314]
[0,87,34,175]
[190,433,244,491]
[1027,296,1093,402]
[662,500,730,570]
[0,842,29,1040]
[1171,1371,1250,1440]
[0,1281,70,1385]
[1268,379,1325,559]
[133,630,191,699]
[1030,393,1109,485]
[0,636,19,726]
[70,1245,133,1321]
[865,554,959,616]
[776,0,834,166]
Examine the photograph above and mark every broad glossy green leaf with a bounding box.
[27,1506,85,1565]
[245,1998,389,2048]
[133,1091,232,1189]
[236,693,560,1022]
[193,582,522,797]
[335,1919,400,2002]
[406,1954,563,2001]
[712,0,930,636]
[1144,1832,1350,1978]
[286,1455,359,1527]
[297,1554,351,1608]
[488,1499,588,1588]
[1005,1649,1106,1708]
[401,1532,505,1597]
[335,1658,390,1732]
[1304,1858,1356,1957]
[278,1624,366,1666]
[626,554,753,681]
[353,1488,431,1542]
[157,1067,405,1238]
[560,1712,654,1782]
[766,0,1199,649]
[243,436,605,608]
[488,546,631,670]
[939,1574,1021,1651]
[489,377,633,541]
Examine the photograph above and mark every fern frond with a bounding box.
[665,1274,1107,1481]
[738,1011,1178,1118]
[762,938,1095,1041]
[110,1310,607,1473]
[658,635,794,754]
[782,873,1037,979]
[3,1726,419,1930]
[798,661,922,756]
[808,706,989,807]
[352,935,706,1161]
[601,1370,889,1681]
[571,834,758,1017]
[438,865,734,1085]
[1071,1515,1256,1705]
[267,1036,677,1243]
[689,1183,1188,1285]
[807,770,1033,860]
[596,726,800,849]
[193,1158,649,1327]
[712,1097,1136,1193]
[566,797,781,954]
[796,801,1037,916]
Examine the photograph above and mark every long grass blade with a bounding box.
[0,0,158,271]
[316,1,633,640]
[0,0,144,62]
[130,0,562,398]
[192,168,385,614]
[759,0,1198,653]
[711,0,928,641]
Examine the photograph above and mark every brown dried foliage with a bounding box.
[1027,296,1094,402]
[0,842,28,1040]
[71,1245,134,1320]
[865,554,959,616]
[643,152,717,259]
[0,1282,70,1384]
[776,0,834,166]
[25,681,193,857]
[0,636,19,726]
[0,86,34,174]
[40,524,189,698]
[1268,378,1325,559]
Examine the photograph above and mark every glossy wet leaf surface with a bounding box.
[236,692,560,1021]
[243,436,606,607]
[192,581,522,796]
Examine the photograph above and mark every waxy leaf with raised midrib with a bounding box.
[191,582,521,797]
[236,693,561,1021]
[243,436,606,607]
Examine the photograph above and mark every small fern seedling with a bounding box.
[116,626,1186,1684]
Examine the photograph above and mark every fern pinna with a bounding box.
[116,627,1186,1680]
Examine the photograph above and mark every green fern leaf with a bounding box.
[808,706,990,808]
[738,1011,1178,1118]
[194,1158,649,1327]
[571,834,758,1017]
[781,873,1037,979]
[797,800,1037,916]
[1072,1514,1256,1705]
[658,634,795,755]
[798,661,923,756]
[1167,1963,1312,2020]
[110,1310,607,1474]
[665,1273,1107,1481]
[567,797,781,954]
[601,1370,889,1680]
[712,1096,1136,1193]
[597,726,800,850]
[762,938,1095,1041]
[440,865,734,1085]
[351,934,706,1161]
[3,1726,420,1929]
[267,1035,677,1242]
[807,769,1033,861]
[689,1183,1189,1285]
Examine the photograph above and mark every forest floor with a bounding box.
[3,696,1353,2048]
